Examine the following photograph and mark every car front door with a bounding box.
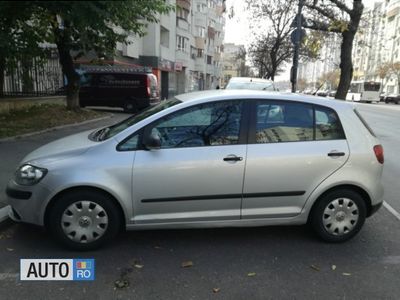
[131,100,248,224]
[242,100,349,219]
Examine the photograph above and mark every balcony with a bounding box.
[177,0,191,10]
[195,37,206,49]
[176,50,190,66]
[177,18,190,31]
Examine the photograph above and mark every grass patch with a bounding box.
[0,104,107,138]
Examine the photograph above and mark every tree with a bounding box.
[246,0,296,80]
[319,69,340,90]
[376,63,391,92]
[387,62,400,94]
[0,2,47,97]
[302,0,364,100]
[5,1,173,109]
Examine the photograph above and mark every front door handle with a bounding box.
[223,155,243,162]
[328,151,345,157]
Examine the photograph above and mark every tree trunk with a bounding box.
[54,26,80,110]
[0,57,5,98]
[335,30,355,100]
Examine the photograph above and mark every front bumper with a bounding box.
[6,180,52,226]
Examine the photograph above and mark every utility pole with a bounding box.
[291,0,304,93]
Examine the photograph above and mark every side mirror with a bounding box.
[143,133,161,150]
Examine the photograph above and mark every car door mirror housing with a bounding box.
[143,133,161,150]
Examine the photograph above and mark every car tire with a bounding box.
[310,189,367,243]
[48,190,121,250]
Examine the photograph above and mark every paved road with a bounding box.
[355,102,400,213]
[0,104,399,300]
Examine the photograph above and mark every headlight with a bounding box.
[14,164,48,186]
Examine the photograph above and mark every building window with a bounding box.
[191,46,197,59]
[197,3,206,12]
[160,26,169,48]
[207,55,212,65]
[196,26,206,38]
[197,49,204,58]
[177,35,189,52]
[177,6,189,20]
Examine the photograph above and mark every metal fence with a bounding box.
[1,57,64,98]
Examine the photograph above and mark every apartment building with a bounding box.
[221,43,246,86]
[297,33,341,90]
[109,0,226,99]
[352,0,400,94]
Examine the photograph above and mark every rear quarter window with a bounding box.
[315,106,346,140]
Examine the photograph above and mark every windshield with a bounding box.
[226,81,275,91]
[91,98,181,141]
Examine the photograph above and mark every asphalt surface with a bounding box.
[0,103,400,300]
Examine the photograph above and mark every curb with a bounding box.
[0,114,114,142]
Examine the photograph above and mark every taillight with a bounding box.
[146,76,151,97]
[373,145,384,164]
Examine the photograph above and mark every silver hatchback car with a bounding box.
[6,90,384,250]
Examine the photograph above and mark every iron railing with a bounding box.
[1,57,64,98]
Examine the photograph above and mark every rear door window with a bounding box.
[254,101,346,143]
[255,101,313,143]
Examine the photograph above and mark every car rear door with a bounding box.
[131,100,249,224]
[241,100,349,219]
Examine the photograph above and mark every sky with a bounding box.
[224,0,379,81]
[224,0,378,45]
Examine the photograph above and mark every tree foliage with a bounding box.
[0,2,47,96]
[303,0,364,100]
[1,1,173,108]
[246,0,296,80]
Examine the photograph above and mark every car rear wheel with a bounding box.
[48,190,121,250]
[310,189,366,243]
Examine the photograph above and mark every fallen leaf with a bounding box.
[213,288,220,293]
[342,272,351,276]
[134,264,144,269]
[154,246,162,249]
[310,265,320,271]
[331,265,337,271]
[114,279,129,289]
[181,261,193,268]
[247,272,256,277]
[6,248,14,252]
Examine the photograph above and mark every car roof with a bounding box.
[175,90,354,111]
[228,77,273,83]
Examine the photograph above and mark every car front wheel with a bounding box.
[48,190,121,250]
[310,189,367,243]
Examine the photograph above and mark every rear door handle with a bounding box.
[328,151,345,157]
[223,155,243,162]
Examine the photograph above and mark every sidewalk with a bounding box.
[0,112,129,221]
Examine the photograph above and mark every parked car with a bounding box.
[225,77,276,91]
[328,90,336,98]
[78,66,160,112]
[316,90,329,97]
[6,90,384,250]
[383,94,400,104]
